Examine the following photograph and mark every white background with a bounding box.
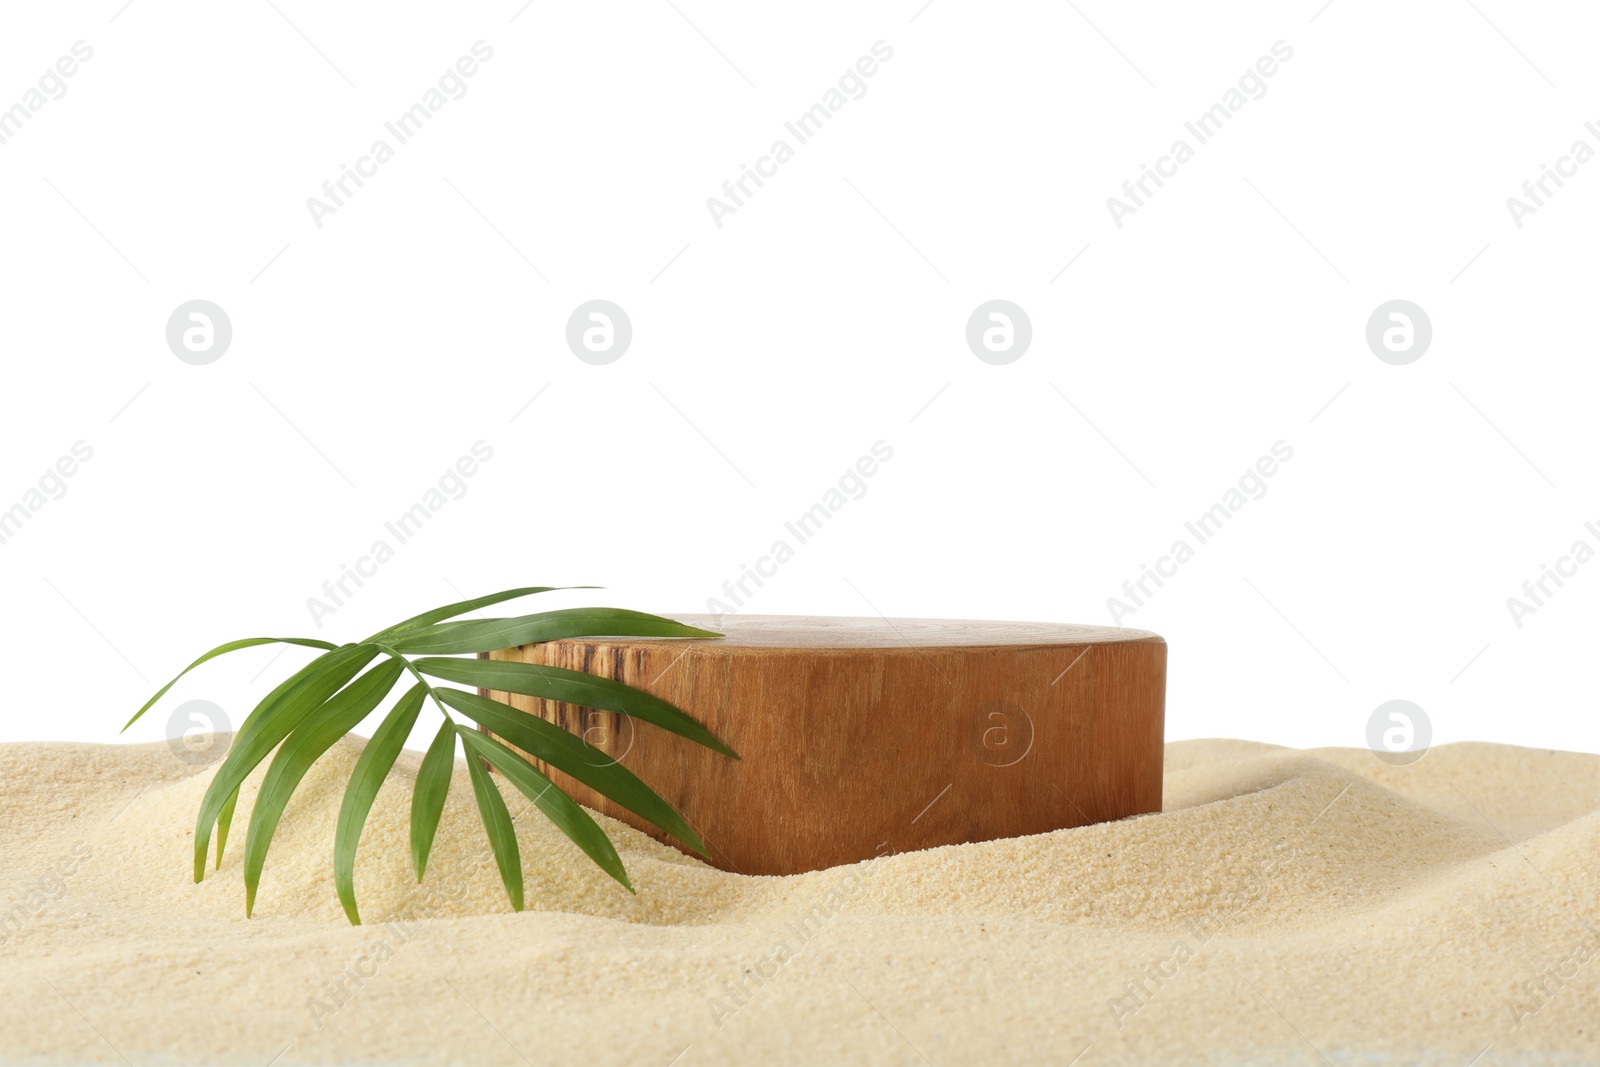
[1,0,1595,756]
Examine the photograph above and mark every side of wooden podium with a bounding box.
[480,616,1166,876]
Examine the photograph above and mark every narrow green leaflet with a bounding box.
[214,789,239,870]
[226,648,346,751]
[459,728,631,891]
[465,742,523,912]
[123,636,339,731]
[434,687,705,854]
[414,656,737,759]
[211,651,360,873]
[334,683,428,925]
[243,659,405,915]
[200,648,367,872]
[193,644,378,881]
[390,608,721,656]
[367,586,595,642]
[411,719,457,882]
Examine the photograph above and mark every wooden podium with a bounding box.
[482,615,1166,876]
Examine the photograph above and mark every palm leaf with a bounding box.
[411,719,457,882]
[334,682,427,925]
[242,659,405,916]
[128,585,728,923]
[459,728,631,891]
[465,743,523,912]
[390,608,720,656]
[414,656,737,759]
[434,687,705,854]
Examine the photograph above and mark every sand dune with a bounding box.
[1,737,1596,1065]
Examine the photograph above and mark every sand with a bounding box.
[0,737,1596,1066]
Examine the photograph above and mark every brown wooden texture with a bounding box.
[484,615,1166,876]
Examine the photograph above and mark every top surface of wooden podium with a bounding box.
[640,615,1162,649]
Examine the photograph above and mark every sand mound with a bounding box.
[1,737,1596,1065]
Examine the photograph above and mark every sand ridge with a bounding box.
[0,737,1596,1065]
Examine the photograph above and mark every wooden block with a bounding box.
[483,615,1165,876]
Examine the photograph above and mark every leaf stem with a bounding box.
[368,642,455,724]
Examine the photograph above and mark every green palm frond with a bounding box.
[123,587,730,924]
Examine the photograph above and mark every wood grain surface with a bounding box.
[484,615,1166,876]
